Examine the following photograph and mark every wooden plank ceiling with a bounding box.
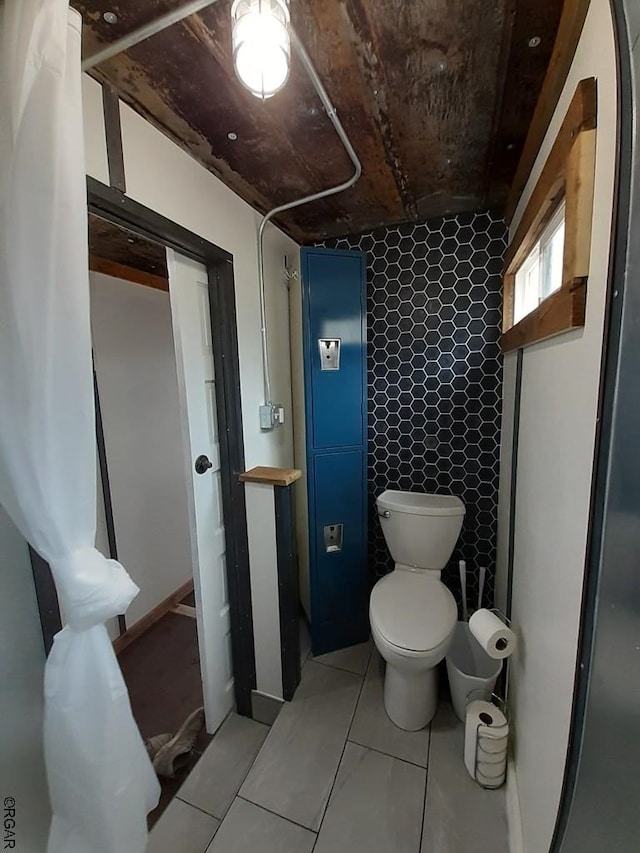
[89,214,168,277]
[74,0,563,242]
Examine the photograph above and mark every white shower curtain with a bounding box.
[0,2,160,851]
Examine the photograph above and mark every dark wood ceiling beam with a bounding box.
[79,4,338,241]
[339,0,416,220]
[483,0,564,211]
[182,8,356,234]
[88,214,168,277]
[284,0,407,236]
[481,0,517,209]
[87,52,297,221]
[196,0,406,238]
[73,0,566,240]
[337,0,512,222]
[505,0,591,223]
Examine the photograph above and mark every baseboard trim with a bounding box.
[113,579,194,655]
[251,689,284,726]
[507,756,525,853]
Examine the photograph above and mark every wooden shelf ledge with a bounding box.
[239,466,302,487]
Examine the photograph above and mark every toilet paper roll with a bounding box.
[477,742,508,763]
[464,700,509,781]
[478,726,509,755]
[476,758,507,779]
[469,609,517,660]
[475,768,506,789]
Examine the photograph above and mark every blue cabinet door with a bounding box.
[304,250,366,451]
[313,449,368,625]
[301,248,368,656]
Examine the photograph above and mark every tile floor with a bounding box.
[148,642,509,853]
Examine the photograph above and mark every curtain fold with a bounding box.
[0,2,160,851]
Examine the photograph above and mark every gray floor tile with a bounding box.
[349,651,431,766]
[314,742,426,853]
[206,798,316,853]
[178,713,269,819]
[147,798,219,853]
[313,638,372,676]
[239,660,362,830]
[421,702,509,853]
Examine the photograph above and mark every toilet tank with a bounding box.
[377,490,465,570]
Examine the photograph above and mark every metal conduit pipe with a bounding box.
[257,27,362,410]
[82,0,223,71]
[81,4,362,421]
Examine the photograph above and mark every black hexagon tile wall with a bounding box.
[319,211,507,611]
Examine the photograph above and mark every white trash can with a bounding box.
[446,621,503,721]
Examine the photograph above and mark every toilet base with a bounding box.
[383,663,439,731]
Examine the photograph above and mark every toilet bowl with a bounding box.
[370,489,465,731]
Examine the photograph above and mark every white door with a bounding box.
[167,249,234,733]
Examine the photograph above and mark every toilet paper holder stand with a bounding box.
[490,608,516,656]
[467,691,509,789]
[489,607,513,628]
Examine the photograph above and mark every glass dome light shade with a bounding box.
[231,0,291,100]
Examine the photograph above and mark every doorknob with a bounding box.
[195,455,213,475]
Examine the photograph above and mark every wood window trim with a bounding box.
[501,77,597,353]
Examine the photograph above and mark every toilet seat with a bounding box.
[370,571,457,653]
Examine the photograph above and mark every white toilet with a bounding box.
[370,489,465,731]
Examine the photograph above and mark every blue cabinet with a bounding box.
[301,248,368,655]
[307,252,365,449]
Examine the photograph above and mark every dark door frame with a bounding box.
[274,483,302,701]
[30,176,256,717]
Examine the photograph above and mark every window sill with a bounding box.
[500,277,586,353]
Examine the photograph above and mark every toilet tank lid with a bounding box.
[377,490,465,517]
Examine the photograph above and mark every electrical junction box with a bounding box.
[259,403,285,430]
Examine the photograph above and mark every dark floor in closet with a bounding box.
[117,594,211,828]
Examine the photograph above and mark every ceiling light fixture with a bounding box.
[102,11,118,25]
[528,36,541,48]
[231,0,291,100]
[228,131,238,140]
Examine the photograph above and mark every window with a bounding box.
[502,78,597,352]
[513,202,565,324]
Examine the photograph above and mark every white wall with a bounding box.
[496,2,618,850]
[82,73,299,466]
[82,75,300,696]
[288,274,310,618]
[494,350,517,618]
[82,75,109,186]
[0,507,50,852]
[244,483,282,697]
[91,272,193,626]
